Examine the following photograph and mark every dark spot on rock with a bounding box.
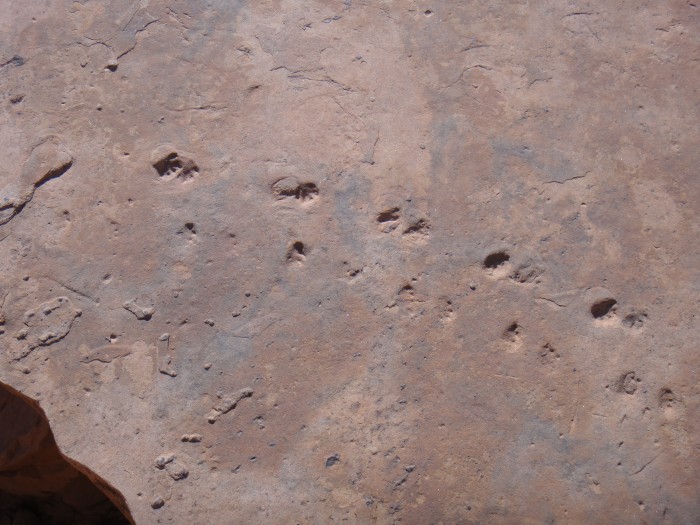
[505,322,520,335]
[539,343,560,363]
[325,453,340,467]
[377,207,400,223]
[659,388,675,408]
[0,382,132,523]
[622,310,647,329]
[153,151,199,181]
[287,241,306,263]
[297,182,319,201]
[403,219,430,236]
[484,251,510,269]
[271,178,319,202]
[591,298,617,319]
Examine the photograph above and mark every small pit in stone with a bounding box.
[622,310,647,329]
[501,322,523,346]
[484,251,510,269]
[659,388,675,408]
[297,183,319,201]
[325,453,340,467]
[154,153,181,176]
[505,322,520,336]
[616,372,639,395]
[271,178,319,203]
[510,262,544,284]
[403,219,430,236]
[539,343,559,363]
[287,241,306,263]
[152,151,199,181]
[591,298,617,319]
[399,284,415,297]
[376,207,401,223]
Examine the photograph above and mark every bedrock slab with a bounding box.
[0,1,698,523]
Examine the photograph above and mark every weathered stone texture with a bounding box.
[0,1,698,523]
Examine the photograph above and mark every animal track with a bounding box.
[398,284,415,299]
[484,251,510,269]
[539,343,560,365]
[501,322,523,351]
[345,265,363,280]
[272,177,319,203]
[402,218,430,238]
[616,372,639,395]
[152,147,199,182]
[286,241,306,264]
[622,310,647,330]
[272,178,296,197]
[377,207,400,222]
[503,322,521,341]
[591,298,617,319]
[510,261,544,284]
[376,207,430,240]
[439,298,455,324]
[325,453,340,467]
[385,281,427,318]
[658,388,676,408]
[297,183,318,200]
[177,222,197,242]
[376,207,401,233]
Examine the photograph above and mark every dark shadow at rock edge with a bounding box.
[0,381,133,525]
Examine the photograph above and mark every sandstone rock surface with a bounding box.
[0,1,698,523]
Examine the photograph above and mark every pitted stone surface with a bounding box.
[0,1,698,524]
